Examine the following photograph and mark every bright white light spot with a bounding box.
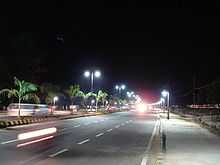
[18,127,57,140]
[94,70,101,78]
[84,71,90,77]
[148,105,153,110]
[137,103,147,112]
[91,99,95,104]
[121,84,126,90]
[54,96,58,101]
[115,85,119,89]
[162,90,169,97]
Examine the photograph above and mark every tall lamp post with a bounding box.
[115,84,126,96]
[115,84,126,109]
[52,96,58,115]
[84,70,101,92]
[160,98,165,108]
[161,90,170,119]
[53,96,59,106]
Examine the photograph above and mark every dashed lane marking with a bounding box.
[95,133,104,137]
[49,149,69,157]
[1,139,18,144]
[77,138,90,145]
[106,128,113,132]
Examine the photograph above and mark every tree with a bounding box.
[85,92,97,109]
[39,83,61,105]
[66,85,81,105]
[96,90,108,108]
[0,77,39,117]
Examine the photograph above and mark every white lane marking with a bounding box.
[95,133,104,137]
[93,120,99,123]
[100,119,105,122]
[49,148,69,157]
[126,121,129,123]
[74,125,81,128]
[121,123,125,126]
[77,138,90,144]
[141,120,159,165]
[106,128,113,132]
[1,139,18,144]
[115,125,120,128]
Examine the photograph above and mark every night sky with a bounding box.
[0,1,220,103]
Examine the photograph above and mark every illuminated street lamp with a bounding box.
[115,84,126,94]
[121,84,126,90]
[84,70,101,92]
[160,98,165,109]
[161,90,170,119]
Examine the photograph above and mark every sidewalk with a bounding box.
[161,113,220,165]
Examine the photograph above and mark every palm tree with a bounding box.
[96,90,109,110]
[66,85,81,105]
[39,83,60,105]
[85,92,97,110]
[0,77,39,117]
[101,91,108,107]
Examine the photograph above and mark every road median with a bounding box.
[0,109,124,129]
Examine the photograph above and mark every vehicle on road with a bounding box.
[7,103,49,116]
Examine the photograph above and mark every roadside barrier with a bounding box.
[0,110,125,128]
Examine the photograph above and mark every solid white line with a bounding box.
[1,139,18,144]
[49,148,68,157]
[77,138,90,144]
[95,133,104,137]
[106,128,113,132]
[74,125,80,128]
[141,120,159,165]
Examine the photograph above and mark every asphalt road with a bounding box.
[0,110,158,165]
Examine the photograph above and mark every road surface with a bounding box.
[0,110,158,165]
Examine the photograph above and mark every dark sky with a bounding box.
[1,1,220,103]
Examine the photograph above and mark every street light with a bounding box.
[160,98,165,109]
[115,84,126,92]
[94,70,101,78]
[121,84,126,90]
[84,70,101,92]
[161,90,170,119]
[115,84,126,98]
[53,96,58,105]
